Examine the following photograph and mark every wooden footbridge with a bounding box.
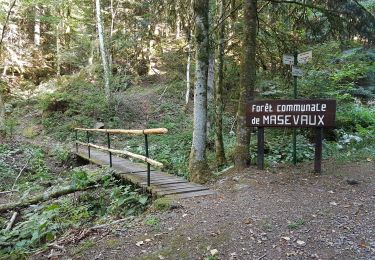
[74,127,215,199]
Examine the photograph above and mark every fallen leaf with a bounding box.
[281,236,291,241]
[243,218,253,224]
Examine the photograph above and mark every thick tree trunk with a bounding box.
[189,0,210,183]
[215,0,226,167]
[95,0,111,102]
[34,6,41,46]
[234,0,257,169]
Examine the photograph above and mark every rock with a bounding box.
[346,179,360,185]
[232,176,240,182]
[210,249,218,256]
[243,218,253,225]
[94,122,105,129]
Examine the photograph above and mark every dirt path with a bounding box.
[44,160,374,260]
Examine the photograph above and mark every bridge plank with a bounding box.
[75,146,214,199]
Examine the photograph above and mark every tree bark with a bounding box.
[215,0,227,167]
[95,0,111,102]
[56,14,61,76]
[189,0,210,183]
[207,49,215,103]
[34,5,41,46]
[0,91,5,131]
[185,34,192,107]
[234,0,257,169]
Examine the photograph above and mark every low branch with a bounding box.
[0,184,100,213]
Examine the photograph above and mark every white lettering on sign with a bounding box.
[297,50,312,64]
[292,66,304,77]
[251,103,274,112]
[260,114,325,126]
[276,103,327,112]
[283,54,294,65]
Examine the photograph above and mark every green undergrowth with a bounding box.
[0,144,150,259]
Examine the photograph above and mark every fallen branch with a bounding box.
[90,217,131,230]
[0,184,100,213]
[12,159,30,189]
[5,211,18,231]
[0,190,18,195]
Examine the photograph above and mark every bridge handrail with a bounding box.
[74,127,168,186]
[75,141,163,168]
[74,127,168,135]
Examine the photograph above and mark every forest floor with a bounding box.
[30,159,374,260]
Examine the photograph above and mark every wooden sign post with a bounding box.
[247,99,336,173]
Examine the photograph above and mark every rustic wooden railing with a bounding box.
[74,127,168,186]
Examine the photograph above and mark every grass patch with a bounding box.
[287,219,306,230]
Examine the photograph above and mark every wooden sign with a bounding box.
[292,66,304,77]
[247,99,336,128]
[297,50,312,64]
[283,54,294,65]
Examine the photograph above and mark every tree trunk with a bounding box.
[234,0,257,169]
[185,34,192,107]
[95,0,111,102]
[189,0,210,183]
[34,5,41,46]
[215,0,226,167]
[0,91,5,131]
[207,51,215,103]
[56,22,61,76]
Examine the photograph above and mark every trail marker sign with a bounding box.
[297,50,312,64]
[283,54,294,65]
[292,66,304,77]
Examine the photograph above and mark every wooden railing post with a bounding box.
[107,132,112,167]
[86,131,91,158]
[145,134,151,187]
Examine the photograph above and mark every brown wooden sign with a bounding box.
[247,99,336,128]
